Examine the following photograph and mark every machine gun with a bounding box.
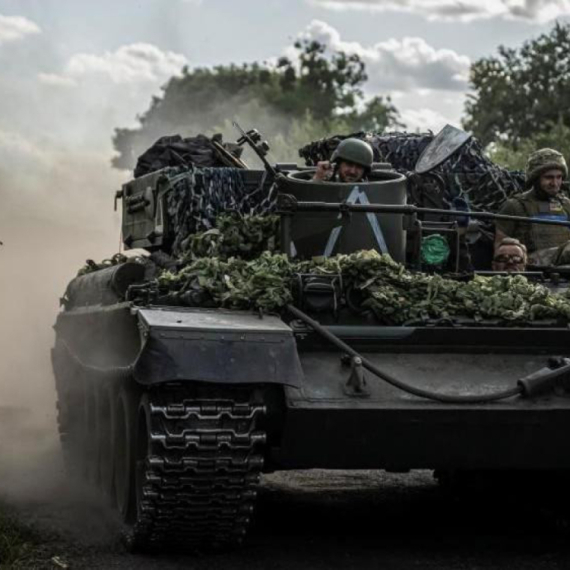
[233,121,280,178]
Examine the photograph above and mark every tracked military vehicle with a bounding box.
[52,125,570,552]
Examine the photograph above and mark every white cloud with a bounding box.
[399,107,453,132]
[308,0,570,23]
[43,43,188,86]
[33,43,190,153]
[38,73,78,88]
[0,14,40,45]
[294,20,470,92]
[289,21,468,131]
[395,89,467,131]
[28,43,191,159]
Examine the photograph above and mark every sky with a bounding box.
[0,0,570,233]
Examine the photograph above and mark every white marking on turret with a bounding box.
[323,186,388,257]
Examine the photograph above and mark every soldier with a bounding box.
[492,237,527,272]
[494,148,570,264]
[312,138,374,183]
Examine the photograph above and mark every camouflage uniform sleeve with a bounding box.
[495,199,524,236]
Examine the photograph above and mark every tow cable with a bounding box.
[287,304,570,403]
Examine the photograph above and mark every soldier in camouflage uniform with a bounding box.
[313,138,373,183]
[495,148,570,264]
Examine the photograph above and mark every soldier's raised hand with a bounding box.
[314,160,333,181]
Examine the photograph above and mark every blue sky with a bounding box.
[0,0,569,230]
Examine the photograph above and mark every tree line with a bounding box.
[113,23,570,171]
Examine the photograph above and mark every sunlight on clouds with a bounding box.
[46,43,187,85]
[0,14,40,45]
[38,73,78,88]
[295,20,470,91]
[289,20,469,132]
[30,43,189,156]
[307,0,570,23]
[399,107,453,132]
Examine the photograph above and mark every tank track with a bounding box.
[127,388,267,551]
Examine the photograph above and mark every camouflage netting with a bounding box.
[164,167,276,256]
[79,215,570,326]
[134,133,244,178]
[298,132,526,213]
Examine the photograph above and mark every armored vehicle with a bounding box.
[52,126,570,552]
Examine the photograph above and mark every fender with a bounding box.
[133,307,303,387]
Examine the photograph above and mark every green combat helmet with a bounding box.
[331,138,374,170]
[525,148,568,188]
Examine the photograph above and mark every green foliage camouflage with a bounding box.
[158,251,294,311]
[294,250,570,324]
[80,215,570,326]
[184,214,279,260]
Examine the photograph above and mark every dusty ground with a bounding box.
[2,413,570,570]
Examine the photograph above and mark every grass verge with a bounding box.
[0,508,39,568]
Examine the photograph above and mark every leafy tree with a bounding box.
[463,22,570,148]
[488,121,570,170]
[271,39,367,122]
[112,40,400,170]
[344,95,403,133]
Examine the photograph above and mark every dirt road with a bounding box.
[2,418,570,570]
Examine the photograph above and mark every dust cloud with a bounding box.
[0,147,124,515]
[114,95,315,172]
[0,85,312,547]
[0,96,300,491]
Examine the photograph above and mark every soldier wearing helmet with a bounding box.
[494,148,570,263]
[312,138,374,183]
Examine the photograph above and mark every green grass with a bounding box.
[0,510,37,568]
